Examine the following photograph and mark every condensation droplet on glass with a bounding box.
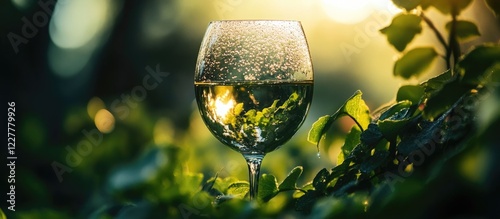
[317,152,321,159]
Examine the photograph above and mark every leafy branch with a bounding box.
[193,0,500,216]
[294,0,500,214]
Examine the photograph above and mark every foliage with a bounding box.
[290,0,500,216]
[3,1,499,218]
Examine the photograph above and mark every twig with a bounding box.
[449,6,461,70]
[420,12,450,69]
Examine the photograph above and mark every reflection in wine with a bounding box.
[195,82,313,155]
[212,87,236,122]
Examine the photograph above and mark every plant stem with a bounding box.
[420,12,450,69]
[348,114,365,132]
[449,6,461,70]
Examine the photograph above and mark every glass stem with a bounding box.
[244,154,264,201]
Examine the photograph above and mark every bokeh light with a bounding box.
[49,0,111,49]
[48,0,118,78]
[87,96,106,119]
[94,109,115,133]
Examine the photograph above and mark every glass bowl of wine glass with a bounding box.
[194,20,313,200]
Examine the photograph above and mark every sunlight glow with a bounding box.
[321,0,373,24]
[206,87,237,123]
[214,96,236,121]
[371,0,403,15]
[321,0,401,24]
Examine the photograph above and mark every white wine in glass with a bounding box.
[194,20,313,200]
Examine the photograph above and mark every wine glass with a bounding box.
[194,20,313,200]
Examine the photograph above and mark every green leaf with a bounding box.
[445,20,480,41]
[215,177,241,194]
[378,101,415,140]
[308,90,370,146]
[342,91,371,130]
[397,85,425,103]
[378,100,413,121]
[279,166,303,190]
[379,118,412,140]
[202,175,224,197]
[423,78,474,120]
[301,182,315,191]
[331,157,353,179]
[458,44,500,85]
[423,0,472,15]
[213,195,235,205]
[485,63,500,83]
[360,150,390,173]
[485,0,500,16]
[394,47,438,79]
[307,115,333,146]
[258,174,279,202]
[398,103,460,156]
[420,69,452,94]
[179,173,204,194]
[337,127,362,165]
[331,169,359,195]
[313,168,330,192]
[295,190,322,212]
[361,124,384,146]
[227,181,249,198]
[380,14,422,52]
[392,0,422,10]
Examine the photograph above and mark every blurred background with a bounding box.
[1,0,499,218]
